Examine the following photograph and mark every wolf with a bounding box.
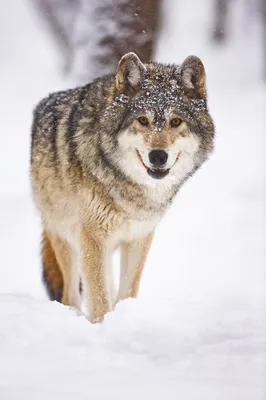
[30,52,215,322]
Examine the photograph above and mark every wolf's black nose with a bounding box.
[149,150,168,167]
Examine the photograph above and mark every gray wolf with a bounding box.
[30,52,215,322]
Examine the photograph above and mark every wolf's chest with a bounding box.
[111,217,158,245]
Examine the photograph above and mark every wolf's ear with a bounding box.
[116,52,146,95]
[178,56,206,100]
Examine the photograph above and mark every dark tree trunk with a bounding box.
[94,0,161,71]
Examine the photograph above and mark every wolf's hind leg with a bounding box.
[116,232,154,303]
[41,230,63,303]
[49,234,80,310]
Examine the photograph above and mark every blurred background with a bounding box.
[0,0,265,305]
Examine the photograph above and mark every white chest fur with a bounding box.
[110,217,158,247]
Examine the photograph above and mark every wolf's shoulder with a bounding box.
[33,86,86,121]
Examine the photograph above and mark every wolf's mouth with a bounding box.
[147,169,170,179]
[136,150,180,180]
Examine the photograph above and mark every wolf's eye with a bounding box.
[138,116,149,127]
[170,117,182,128]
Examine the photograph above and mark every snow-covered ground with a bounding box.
[0,0,265,399]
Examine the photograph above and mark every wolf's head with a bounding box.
[101,52,214,188]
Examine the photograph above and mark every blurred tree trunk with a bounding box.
[212,0,266,81]
[91,0,161,76]
[212,0,229,42]
[31,0,161,83]
[263,0,266,80]
[32,0,80,74]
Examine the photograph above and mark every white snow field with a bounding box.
[0,0,266,399]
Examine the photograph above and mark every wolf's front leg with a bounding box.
[116,232,154,304]
[80,226,112,323]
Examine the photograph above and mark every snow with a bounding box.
[0,0,266,399]
[0,294,265,399]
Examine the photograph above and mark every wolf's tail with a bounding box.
[41,230,63,302]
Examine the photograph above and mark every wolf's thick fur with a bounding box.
[30,53,215,322]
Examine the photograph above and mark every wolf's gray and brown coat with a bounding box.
[30,52,215,322]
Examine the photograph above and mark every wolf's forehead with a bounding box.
[129,85,188,121]
[129,73,207,125]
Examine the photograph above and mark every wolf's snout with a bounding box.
[148,150,168,167]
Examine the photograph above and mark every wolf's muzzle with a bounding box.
[136,149,178,180]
